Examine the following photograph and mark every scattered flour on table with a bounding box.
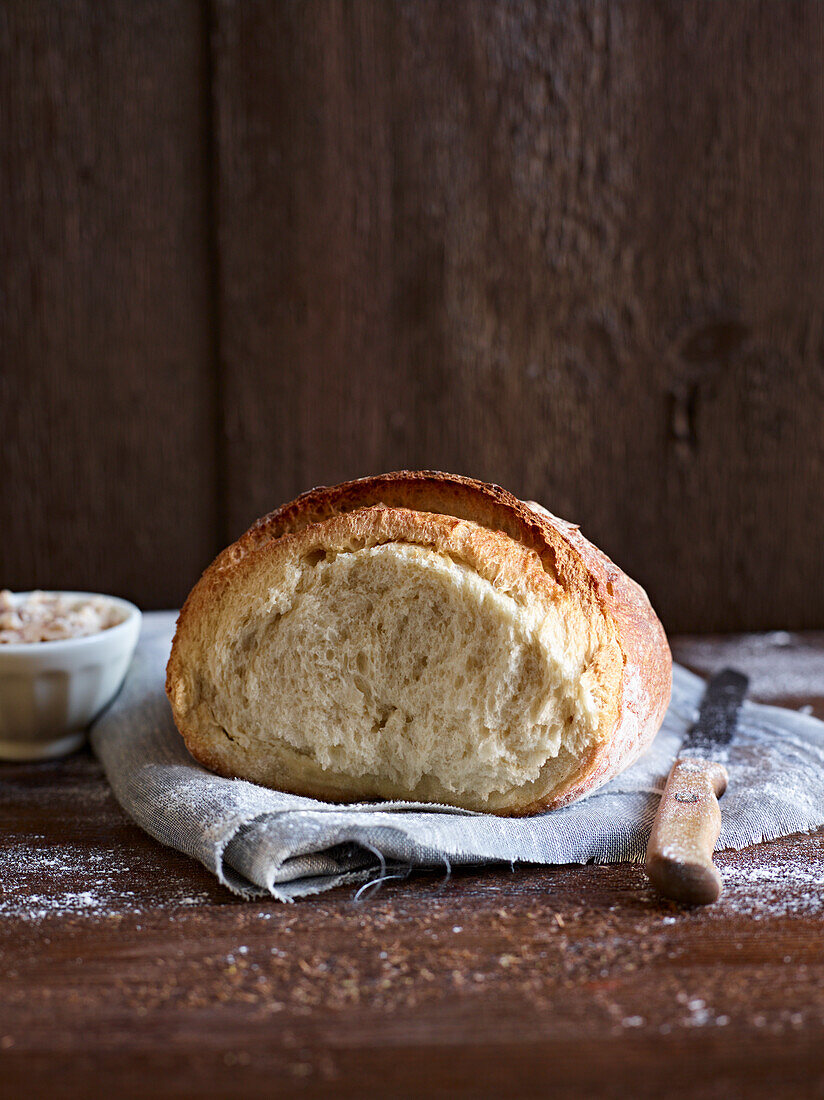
[622,996,730,1031]
[718,851,824,917]
[672,631,824,701]
[0,842,211,921]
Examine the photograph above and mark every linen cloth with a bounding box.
[90,612,824,900]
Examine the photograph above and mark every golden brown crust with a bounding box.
[168,471,672,816]
[214,471,582,591]
[522,501,672,811]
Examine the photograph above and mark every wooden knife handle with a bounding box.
[645,757,729,906]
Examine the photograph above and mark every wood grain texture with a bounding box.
[0,632,823,1099]
[2,1,824,629]
[0,1,216,608]
[645,757,728,905]
[211,0,824,632]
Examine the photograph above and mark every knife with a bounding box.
[645,668,749,906]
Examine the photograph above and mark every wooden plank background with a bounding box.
[2,0,824,633]
[0,0,216,609]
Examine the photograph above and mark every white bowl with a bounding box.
[0,593,141,761]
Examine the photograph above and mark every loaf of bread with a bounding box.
[166,472,671,816]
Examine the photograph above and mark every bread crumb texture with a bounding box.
[167,473,671,815]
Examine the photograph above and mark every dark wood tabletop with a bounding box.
[1,632,823,1100]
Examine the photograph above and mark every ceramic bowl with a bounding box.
[0,593,141,761]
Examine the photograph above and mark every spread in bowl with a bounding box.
[0,590,127,644]
[0,591,141,760]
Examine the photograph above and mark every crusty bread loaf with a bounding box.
[166,471,671,816]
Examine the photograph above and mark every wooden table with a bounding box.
[1,633,823,1099]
